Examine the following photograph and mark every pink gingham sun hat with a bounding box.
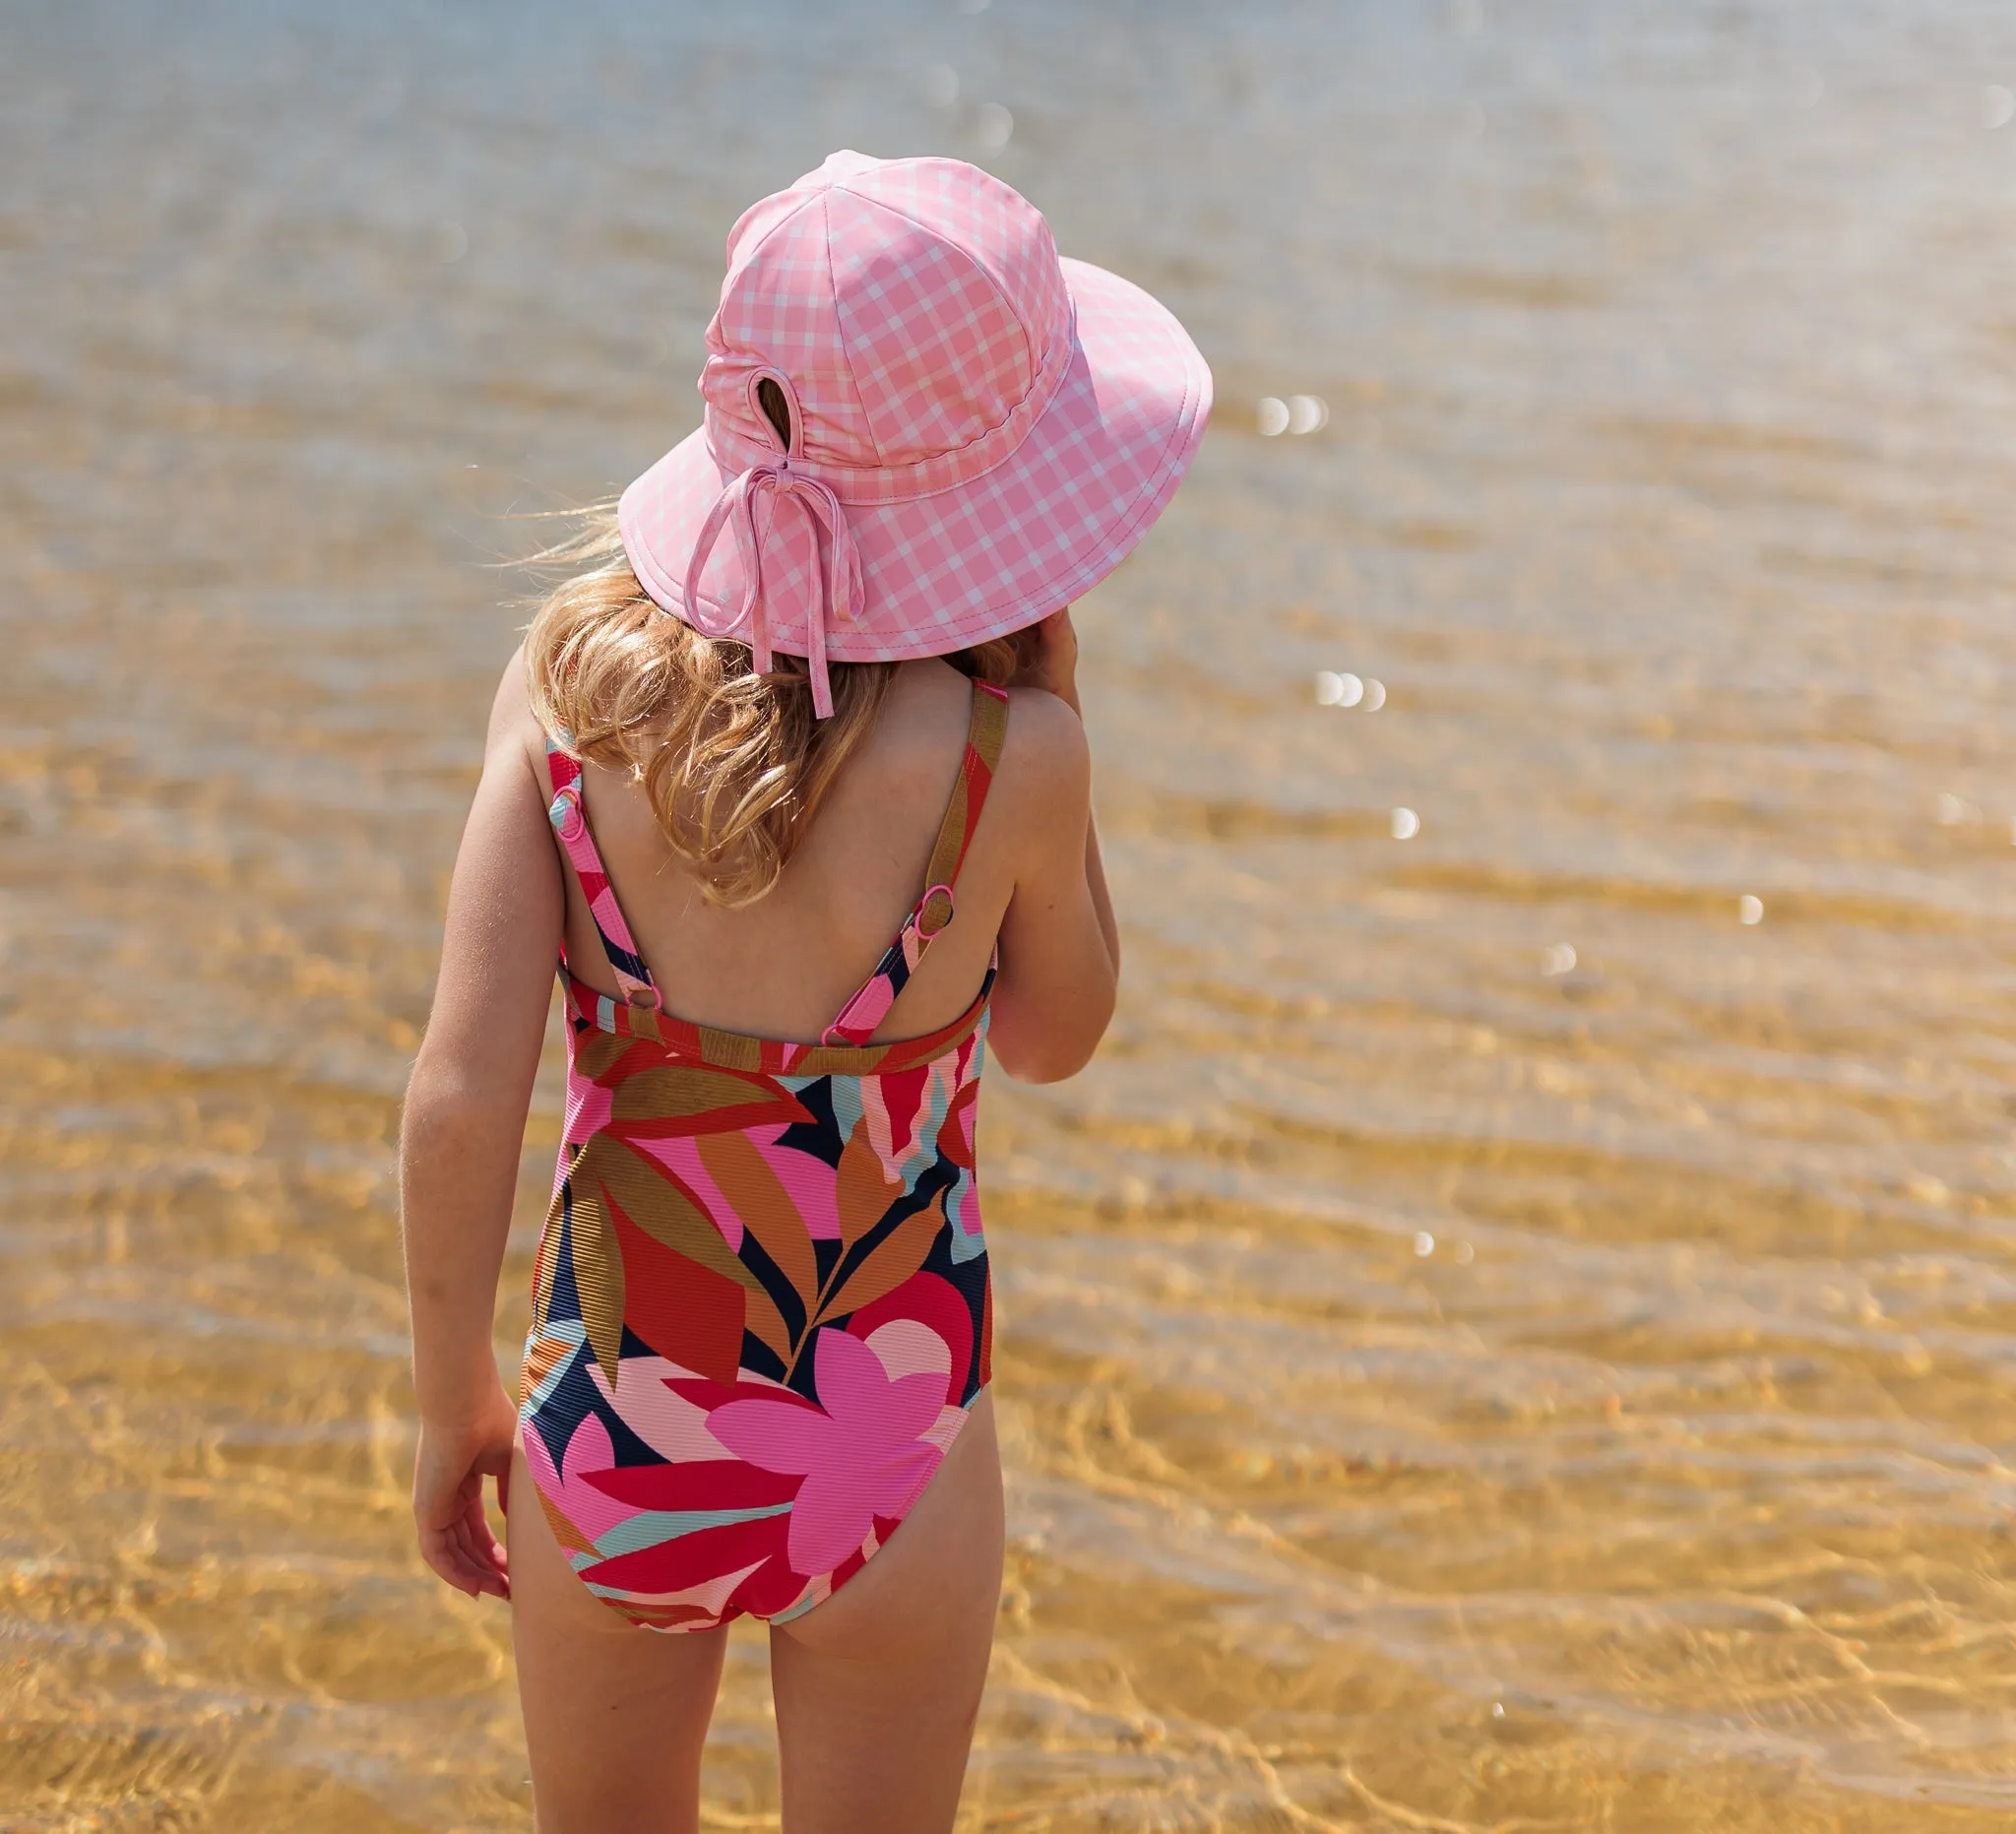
[617,150,1213,716]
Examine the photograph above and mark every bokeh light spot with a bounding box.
[976,102,1013,151]
[1287,394,1329,434]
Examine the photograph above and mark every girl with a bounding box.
[400,151,1210,1832]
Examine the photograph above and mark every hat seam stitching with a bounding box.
[820,186,1046,450]
[715,189,821,338]
[818,188,882,470]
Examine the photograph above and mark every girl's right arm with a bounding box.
[399,651,562,1600]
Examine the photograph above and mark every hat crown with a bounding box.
[700,154,1075,497]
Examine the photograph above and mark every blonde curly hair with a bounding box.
[522,506,1017,909]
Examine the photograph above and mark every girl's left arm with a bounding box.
[399,648,562,1599]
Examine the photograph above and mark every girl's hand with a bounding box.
[412,1384,518,1601]
[1009,607,1080,715]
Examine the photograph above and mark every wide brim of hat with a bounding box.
[618,256,1212,663]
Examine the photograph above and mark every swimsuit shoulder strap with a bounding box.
[822,677,1010,1047]
[544,736,661,1009]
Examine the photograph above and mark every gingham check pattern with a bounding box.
[619,152,1212,676]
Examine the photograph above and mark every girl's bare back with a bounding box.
[562,659,1018,1046]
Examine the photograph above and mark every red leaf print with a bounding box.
[581,1512,795,1595]
[583,1459,802,1510]
[939,1077,979,1176]
[607,1183,746,1383]
[879,1065,928,1163]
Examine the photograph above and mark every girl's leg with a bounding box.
[768,1391,1005,1834]
[506,1443,730,1834]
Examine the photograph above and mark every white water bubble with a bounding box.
[1935,791,1967,826]
[1391,806,1420,841]
[1986,85,2015,129]
[434,219,468,264]
[1414,1231,1435,1257]
[1542,943,1577,978]
[1455,1240,1476,1265]
[1257,396,1291,437]
[922,63,960,107]
[1738,894,1764,925]
[1314,669,1363,708]
[1287,394,1329,434]
[1362,677,1387,711]
[976,102,1014,150]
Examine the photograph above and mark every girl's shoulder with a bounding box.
[872,666,1090,874]
[493,641,550,777]
[988,683,1092,852]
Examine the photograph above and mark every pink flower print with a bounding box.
[846,1272,974,1408]
[704,1328,946,1576]
[859,1317,951,1388]
[522,1413,637,1545]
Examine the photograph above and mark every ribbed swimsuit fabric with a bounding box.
[518,678,1010,1632]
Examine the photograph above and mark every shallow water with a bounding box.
[7,1,2016,1827]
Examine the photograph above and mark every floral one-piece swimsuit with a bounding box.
[518,678,1009,1631]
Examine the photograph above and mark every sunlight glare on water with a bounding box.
[6,1,2016,1829]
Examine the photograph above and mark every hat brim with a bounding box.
[618,256,1212,663]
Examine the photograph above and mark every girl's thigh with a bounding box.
[768,1389,1006,1834]
[506,1443,729,1834]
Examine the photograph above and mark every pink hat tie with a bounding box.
[680,455,863,720]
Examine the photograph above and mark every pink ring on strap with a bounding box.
[550,784,585,840]
[914,883,957,940]
[625,983,662,1013]
[820,1023,851,1048]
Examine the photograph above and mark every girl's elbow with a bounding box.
[401,1061,509,1153]
[990,996,1113,1084]
[997,1042,1093,1085]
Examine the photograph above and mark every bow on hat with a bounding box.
[680,395,863,720]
